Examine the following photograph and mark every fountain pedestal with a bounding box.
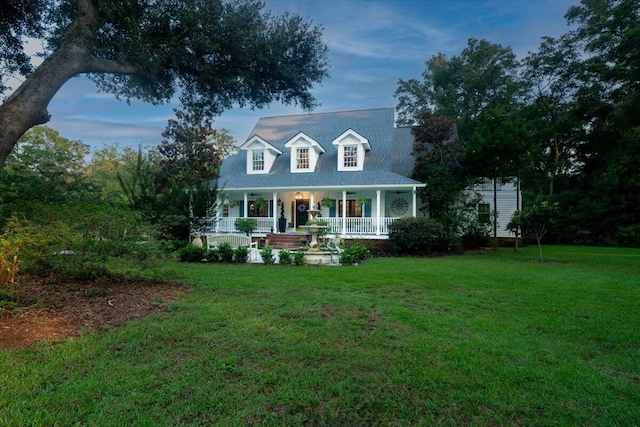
[299,209,340,265]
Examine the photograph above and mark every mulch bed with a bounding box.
[0,275,190,349]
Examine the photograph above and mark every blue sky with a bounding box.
[42,0,580,153]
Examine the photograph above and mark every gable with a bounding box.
[284,132,325,173]
[240,135,281,174]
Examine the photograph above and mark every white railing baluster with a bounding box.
[198,216,401,236]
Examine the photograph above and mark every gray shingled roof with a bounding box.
[217,108,424,190]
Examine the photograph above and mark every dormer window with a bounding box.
[252,149,265,171]
[296,148,310,169]
[240,135,281,175]
[285,132,325,173]
[333,129,370,171]
[343,145,358,168]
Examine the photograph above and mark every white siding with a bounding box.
[473,178,520,238]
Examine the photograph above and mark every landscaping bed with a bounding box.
[0,275,190,349]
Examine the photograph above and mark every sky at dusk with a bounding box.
[36,0,581,153]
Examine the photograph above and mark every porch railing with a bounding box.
[324,217,395,235]
[210,217,275,233]
[201,216,398,236]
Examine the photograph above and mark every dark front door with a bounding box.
[295,199,309,227]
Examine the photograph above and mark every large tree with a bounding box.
[521,35,583,196]
[0,126,90,211]
[411,112,466,220]
[396,39,523,249]
[0,0,329,168]
[562,0,640,244]
[157,110,237,237]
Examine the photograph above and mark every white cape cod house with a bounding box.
[204,108,519,240]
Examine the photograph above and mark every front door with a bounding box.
[295,199,309,227]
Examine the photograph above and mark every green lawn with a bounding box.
[2,245,639,426]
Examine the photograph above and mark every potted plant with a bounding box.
[321,197,334,208]
[357,197,367,212]
[253,197,265,213]
[278,200,287,232]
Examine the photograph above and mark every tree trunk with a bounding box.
[515,163,520,252]
[493,175,498,252]
[0,0,142,168]
[0,51,83,168]
[536,237,544,262]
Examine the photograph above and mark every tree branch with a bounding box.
[84,57,144,76]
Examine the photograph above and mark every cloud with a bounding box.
[46,116,164,149]
[6,0,581,154]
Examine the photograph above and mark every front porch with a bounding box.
[199,187,422,239]
[201,216,399,238]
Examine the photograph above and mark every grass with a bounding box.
[1,245,639,426]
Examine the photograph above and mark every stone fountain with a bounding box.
[300,209,340,265]
[300,209,326,251]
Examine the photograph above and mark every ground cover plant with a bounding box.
[1,245,639,425]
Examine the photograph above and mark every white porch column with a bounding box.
[272,191,278,233]
[342,190,347,235]
[376,190,381,236]
[412,187,417,217]
[243,193,248,218]
[310,191,315,210]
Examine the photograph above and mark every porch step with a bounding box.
[265,233,309,249]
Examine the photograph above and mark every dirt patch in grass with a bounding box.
[0,275,190,349]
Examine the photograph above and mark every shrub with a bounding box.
[177,244,207,262]
[344,239,393,257]
[234,245,250,263]
[293,249,306,266]
[460,218,491,249]
[260,246,276,265]
[206,247,220,262]
[218,242,234,262]
[1,210,162,279]
[346,243,368,260]
[278,248,292,265]
[234,218,258,236]
[341,243,369,266]
[388,217,446,255]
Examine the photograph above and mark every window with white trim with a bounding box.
[478,203,491,224]
[296,147,309,169]
[343,145,358,168]
[338,200,362,217]
[333,130,368,171]
[252,149,264,172]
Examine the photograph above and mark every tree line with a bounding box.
[396,0,639,247]
[0,120,235,279]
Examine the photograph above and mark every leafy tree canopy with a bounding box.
[0,125,90,217]
[0,0,329,167]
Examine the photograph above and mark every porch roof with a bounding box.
[219,170,423,192]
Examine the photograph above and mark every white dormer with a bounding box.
[284,132,325,173]
[332,129,370,171]
[240,135,282,175]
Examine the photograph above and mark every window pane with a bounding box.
[297,148,309,169]
[338,200,362,217]
[249,200,268,217]
[478,203,490,224]
[252,150,264,171]
[343,145,358,168]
